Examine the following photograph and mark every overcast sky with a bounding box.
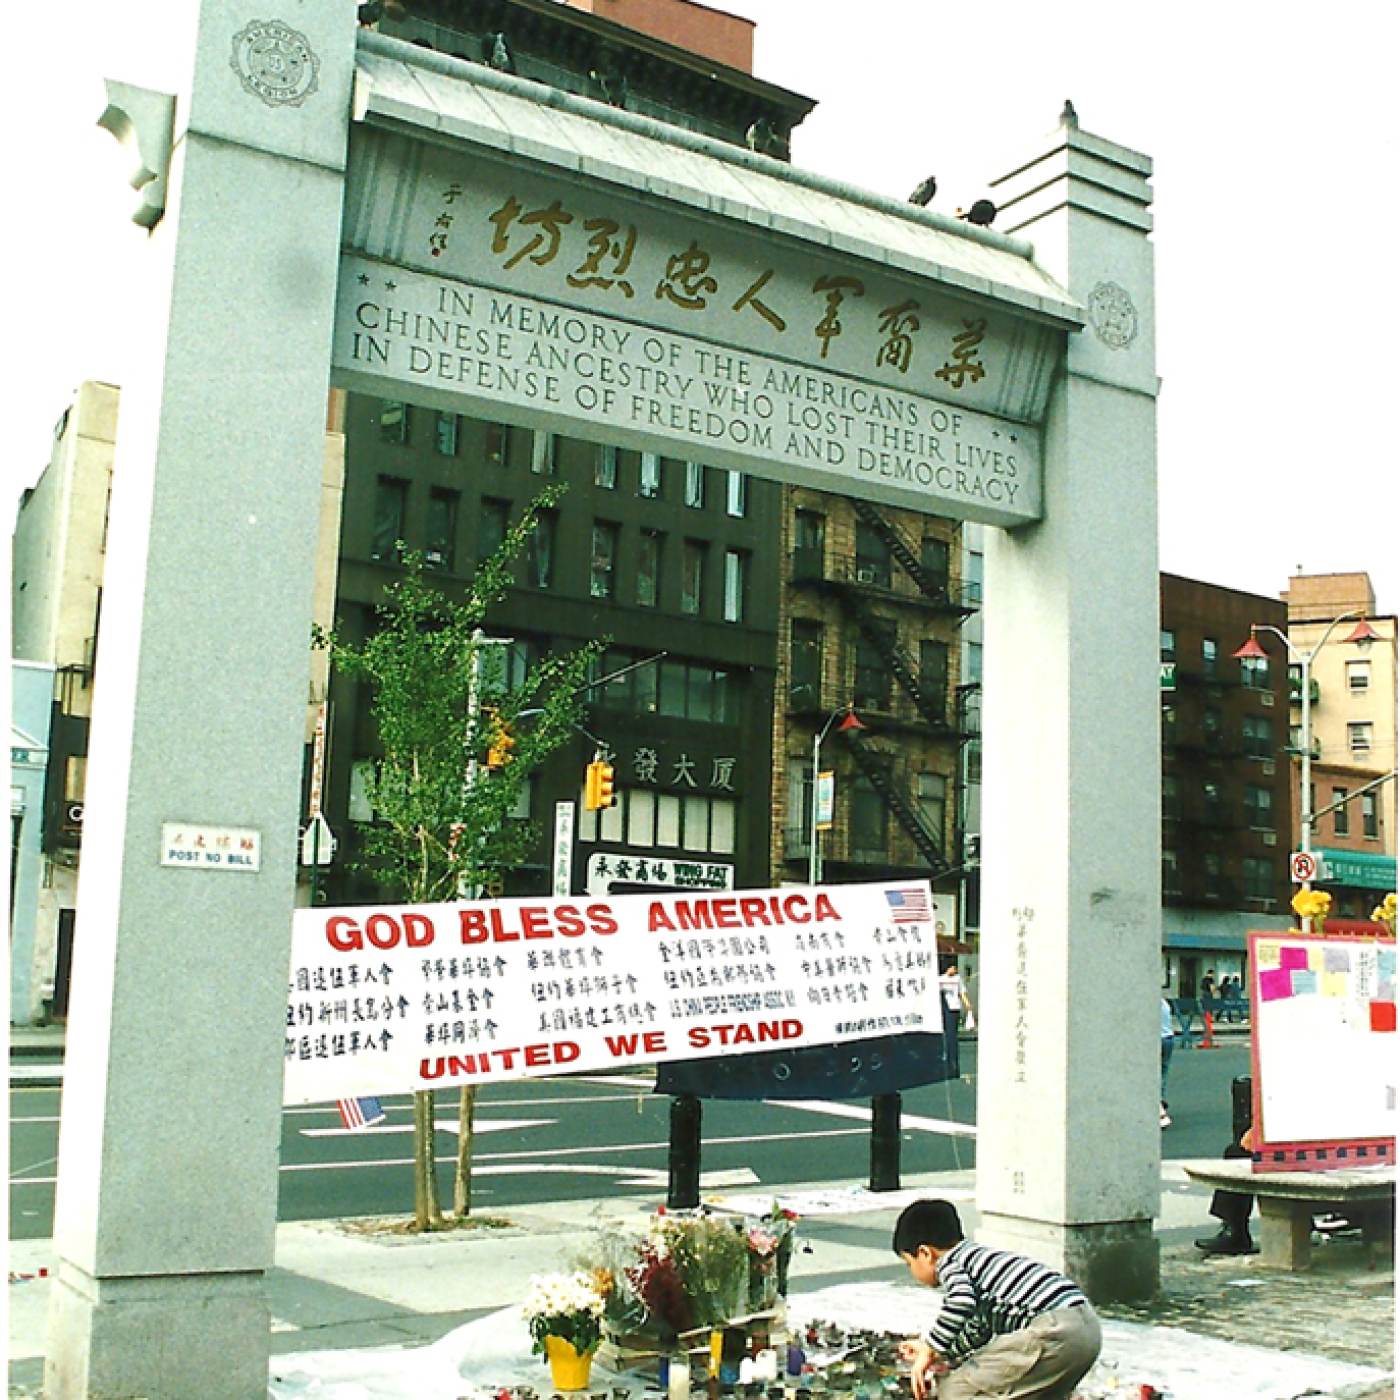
[8,2,1394,619]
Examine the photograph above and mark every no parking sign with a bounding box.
[1289,851,1318,884]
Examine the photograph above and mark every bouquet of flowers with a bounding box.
[745,1203,798,1311]
[521,1271,608,1358]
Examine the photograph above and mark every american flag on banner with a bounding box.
[885,888,931,923]
[337,1096,386,1130]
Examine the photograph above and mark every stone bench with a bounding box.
[1184,1159,1395,1270]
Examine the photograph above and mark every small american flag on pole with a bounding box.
[885,888,931,923]
[337,1096,386,1130]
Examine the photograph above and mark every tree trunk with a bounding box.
[454,1083,478,1216]
[412,1088,444,1230]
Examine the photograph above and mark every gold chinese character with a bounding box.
[567,217,637,297]
[733,269,786,331]
[812,275,864,358]
[934,317,988,389]
[655,240,718,310]
[488,196,574,271]
[876,299,920,373]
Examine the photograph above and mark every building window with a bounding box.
[1244,784,1273,830]
[484,422,510,465]
[639,452,662,498]
[681,541,706,615]
[920,640,949,713]
[637,530,662,607]
[854,523,891,588]
[1242,714,1272,759]
[854,623,894,710]
[348,761,376,822]
[425,488,458,570]
[577,789,735,855]
[1346,660,1371,692]
[1160,629,1176,662]
[595,444,618,489]
[965,547,984,604]
[1203,706,1224,745]
[965,640,983,686]
[434,411,459,456]
[917,772,947,849]
[1243,857,1273,902]
[1162,704,1177,745]
[527,511,556,588]
[1239,653,1269,689]
[1162,773,1180,819]
[684,461,705,508]
[1201,637,1217,677]
[1163,848,1181,896]
[920,536,950,594]
[530,430,555,475]
[1202,780,1223,820]
[590,523,618,599]
[1333,787,1350,837]
[794,510,825,581]
[1362,792,1379,838]
[726,471,746,517]
[850,777,888,855]
[790,620,823,707]
[1202,851,1223,899]
[370,476,407,561]
[478,498,509,560]
[379,400,410,444]
[722,550,746,623]
[1349,722,1373,754]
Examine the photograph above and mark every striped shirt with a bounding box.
[923,1241,1089,1365]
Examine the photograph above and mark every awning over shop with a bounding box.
[1163,929,1250,953]
[1317,847,1397,891]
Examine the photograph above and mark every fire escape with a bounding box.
[791,500,978,879]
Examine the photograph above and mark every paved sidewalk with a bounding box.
[9,1162,1392,1399]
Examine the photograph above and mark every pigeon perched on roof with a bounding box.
[907,175,938,207]
[960,199,997,227]
[746,119,790,160]
[1061,99,1079,127]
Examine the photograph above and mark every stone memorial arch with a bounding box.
[49,6,1159,1395]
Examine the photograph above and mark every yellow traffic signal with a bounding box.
[484,708,516,769]
[584,758,616,811]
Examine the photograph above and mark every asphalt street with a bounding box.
[8,1040,1250,1239]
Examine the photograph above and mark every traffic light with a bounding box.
[584,757,616,811]
[484,708,516,769]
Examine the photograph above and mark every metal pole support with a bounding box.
[869,1091,902,1191]
[668,1093,702,1209]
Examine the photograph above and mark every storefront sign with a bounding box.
[283,880,937,1103]
[585,851,733,895]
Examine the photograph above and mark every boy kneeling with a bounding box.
[894,1199,1101,1400]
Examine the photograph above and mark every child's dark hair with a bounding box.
[893,1199,964,1254]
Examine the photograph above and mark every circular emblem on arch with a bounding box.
[1087,280,1138,350]
[230,19,321,108]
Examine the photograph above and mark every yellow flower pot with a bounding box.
[545,1335,596,1391]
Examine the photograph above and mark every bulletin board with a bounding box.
[1249,929,1396,1172]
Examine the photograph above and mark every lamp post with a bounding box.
[1233,612,1379,883]
[810,706,865,885]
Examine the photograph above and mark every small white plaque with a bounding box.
[161,822,261,871]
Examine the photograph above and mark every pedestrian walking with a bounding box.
[939,960,974,1077]
[1159,996,1176,1127]
[894,1198,1102,1399]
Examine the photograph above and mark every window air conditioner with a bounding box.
[1262,832,1277,847]
[1261,693,1275,707]
[856,566,878,584]
[1262,761,1276,776]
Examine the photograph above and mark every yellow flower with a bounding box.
[1370,892,1396,930]
[1290,888,1332,925]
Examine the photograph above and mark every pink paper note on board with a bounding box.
[1280,946,1309,972]
[1259,967,1294,1001]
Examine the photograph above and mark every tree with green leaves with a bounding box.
[316,483,601,1228]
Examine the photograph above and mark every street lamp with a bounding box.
[810,706,865,885]
[1232,612,1379,884]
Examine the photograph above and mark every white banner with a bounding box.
[284,880,938,1104]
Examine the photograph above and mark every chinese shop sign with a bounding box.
[283,880,938,1104]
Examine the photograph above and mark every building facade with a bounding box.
[1159,573,1293,994]
[769,488,973,912]
[1279,571,1397,916]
